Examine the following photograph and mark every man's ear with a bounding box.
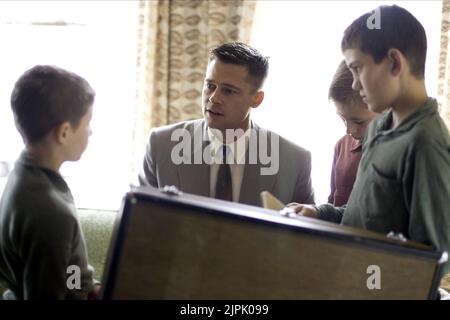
[54,121,71,144]
[252,91,265,109]
[387,48,404,76]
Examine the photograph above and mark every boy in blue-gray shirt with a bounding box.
[289,5,450,281]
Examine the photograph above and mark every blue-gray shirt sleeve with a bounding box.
[315,204,345,223]
[404,134,450,276]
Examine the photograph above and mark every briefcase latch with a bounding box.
[279,207,297,218]
[386,231,407,242]
[161,185,183,196]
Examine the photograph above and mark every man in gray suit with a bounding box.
[139,42,314,207]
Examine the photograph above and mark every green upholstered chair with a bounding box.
[78,209,117,281]
[0,209,117,299]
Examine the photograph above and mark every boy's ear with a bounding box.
[252,91,265,109]
[387,48,404,77]
[54,121,71,144]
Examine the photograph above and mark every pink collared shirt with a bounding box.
[328,134,363,207]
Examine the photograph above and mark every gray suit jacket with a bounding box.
[138,119,314,207]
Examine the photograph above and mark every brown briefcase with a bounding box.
[101,186,446,299]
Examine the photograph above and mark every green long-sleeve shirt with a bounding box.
[317,98,450,275]
[0,152,95,299]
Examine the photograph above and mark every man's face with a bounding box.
[344,48,398,113]
[202,59,263,133]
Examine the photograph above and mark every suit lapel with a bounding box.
[178,120,210,197]
[239,124,277,206]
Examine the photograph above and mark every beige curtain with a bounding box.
[438,0,450,130]
[130,0,256,181]
[438,0,450,292]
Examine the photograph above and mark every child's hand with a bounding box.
[286,203,318,218]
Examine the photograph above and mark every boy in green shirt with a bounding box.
[0,65,99,299]
[289,5,450,279]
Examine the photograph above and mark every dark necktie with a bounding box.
[215,145,232,201]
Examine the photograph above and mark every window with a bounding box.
[249,1,442,203]
[0,1,139,210]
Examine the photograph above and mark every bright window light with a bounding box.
[0,1,139,210]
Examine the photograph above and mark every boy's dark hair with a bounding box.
[329,60,361,106]
[341,5,427,79]
[210,42,269,91]
[11,65,95,144]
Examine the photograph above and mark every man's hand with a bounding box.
[286,203,319,218]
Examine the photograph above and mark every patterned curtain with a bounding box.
[437,0,450,293]
[438,0,450,130]
[130,0,256,181]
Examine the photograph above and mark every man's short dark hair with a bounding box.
[341,5,427,79]
[210,42,269,91]
[11,65,95,144]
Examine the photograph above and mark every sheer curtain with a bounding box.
[130,0,257,181]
